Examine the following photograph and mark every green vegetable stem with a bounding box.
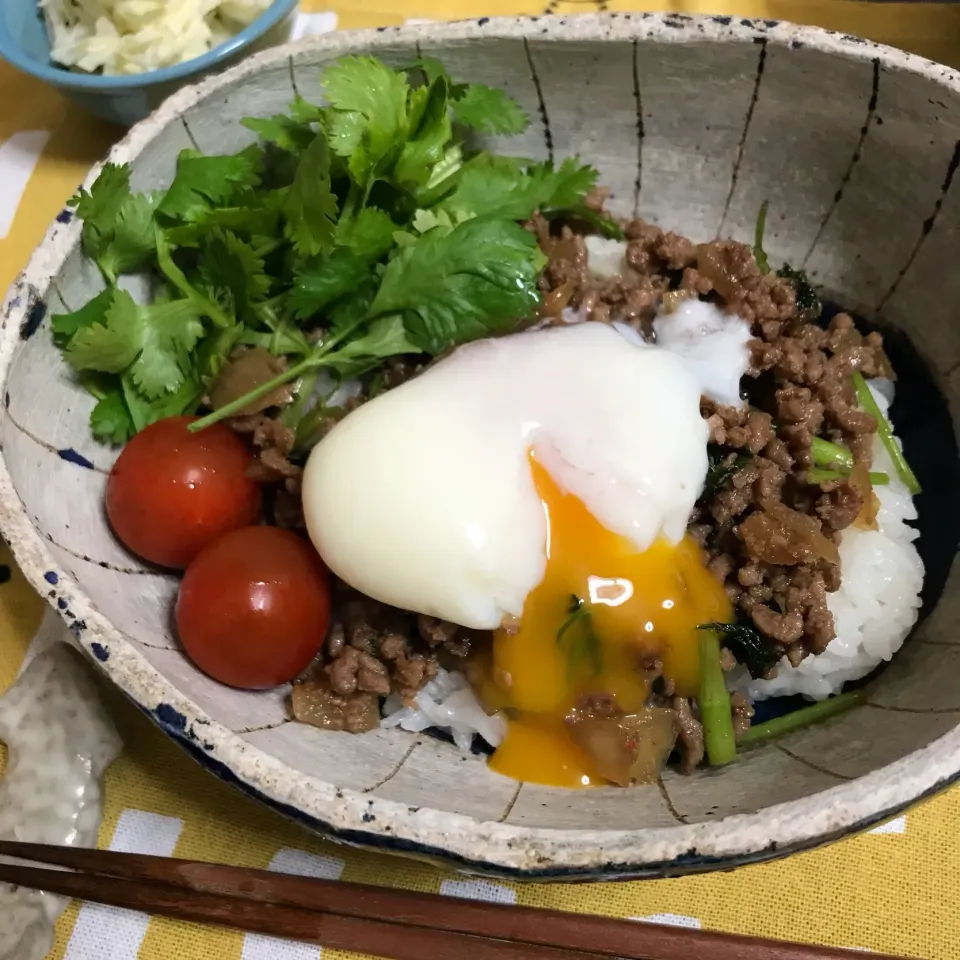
[738,690,866,747]
[698,629,737,767]
[810,436,854,471]
[807,467,889,487]
[851,371,921,495]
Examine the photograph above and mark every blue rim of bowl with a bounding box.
[0,0,298,91]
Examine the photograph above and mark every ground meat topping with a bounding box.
[293,590,474,717]
[230,414,302,489]
[678,229,892,667]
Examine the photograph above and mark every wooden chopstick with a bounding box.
[0,855,590,960]
[0,841,909,960]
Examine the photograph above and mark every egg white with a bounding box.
[302,322,737,629]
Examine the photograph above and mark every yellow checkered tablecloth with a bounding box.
[3,2,960,958]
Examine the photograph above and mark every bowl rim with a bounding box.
[3,11,960,879]
[0,0,298,91]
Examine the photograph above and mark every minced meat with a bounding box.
[292,586,474,724]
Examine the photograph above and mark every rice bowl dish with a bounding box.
[29,42,939,794]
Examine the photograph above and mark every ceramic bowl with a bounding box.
[0,0,298,127]
[4,14,960,880]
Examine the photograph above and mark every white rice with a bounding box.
[741,379,924,701]
[381,668,506,754]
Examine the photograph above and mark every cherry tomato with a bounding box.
[175,526,330,689]
[106,416,261,569]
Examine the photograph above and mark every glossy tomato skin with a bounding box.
[106,416,261,569]
[176,526,330,690]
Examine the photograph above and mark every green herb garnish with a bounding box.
[702,445,750,500]
[557,594,602,681]
[699,620,780,680]
[777,263,820,317]
[53,55,602,446]
[851,371,921,495]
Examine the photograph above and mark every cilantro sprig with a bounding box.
[54,55,606,446]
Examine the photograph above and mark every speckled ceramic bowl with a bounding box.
[3,14,960,880]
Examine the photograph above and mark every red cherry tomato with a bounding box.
[106,416,261,568]
[175,526,330,689]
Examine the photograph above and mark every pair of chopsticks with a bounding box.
[0,840,908,960]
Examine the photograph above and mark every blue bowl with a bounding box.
[0,0,299,127]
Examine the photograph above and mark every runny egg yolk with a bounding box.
[482,454,731,788]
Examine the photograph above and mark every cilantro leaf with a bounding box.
[242,114,317,155]
[323,314,420,378]
[538,157,598,209]
[369,217,546,355]
[195,325,244,388]
[438,156,598,222]
[394,77,452,188]
[453,83,529,136]
[238,322,312,358]
[288,95,325,124]
[411,208,459,235]
[155,226,233,329]
[155,148,262,223]
[403,59,528,136]
[335,206,396,260]
[122,372,202,434]
[326,275,379,334]
[52,288,114,344]
[65,289,143,373]
[284,131,339,257]
[322,56,410,185]
[198,230,271,321]
[70,164,157,283]
[408,57,450,86]
[101,193,157,281]
[404,83,432,138]
[71,163,130,227]
[65,289,205,400]
[90,387,135,445]
[128,299,204,399]
[162,192,285,248]
[291,249,374,321]
[291,207,395,321]
[415,144,464,206]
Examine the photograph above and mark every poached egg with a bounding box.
[302,319,744,786]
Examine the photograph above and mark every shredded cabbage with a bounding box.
[41,0,273,76]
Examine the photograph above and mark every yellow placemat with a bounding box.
[2,3,960,958]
